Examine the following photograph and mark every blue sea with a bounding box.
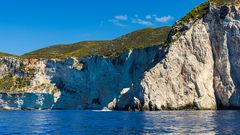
[0,110,239,134]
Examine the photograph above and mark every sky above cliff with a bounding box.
[0,0,205,55]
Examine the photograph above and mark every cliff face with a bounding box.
[0,46,166,110]
[207,3,240,108]
[0,3,240,110]
[141,19,216,110]
[141,3,240,110]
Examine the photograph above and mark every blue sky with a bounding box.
[0,0,206,55]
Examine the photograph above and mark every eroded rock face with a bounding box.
[139,3,240,110]
[1,3,240,110]
[0,93,54,110]
[0,46,166,110]
[206,4,240,108]
[141,20,216,110]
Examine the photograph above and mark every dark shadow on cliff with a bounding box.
[204,5,240,110]
[114,45,169,111]
[46,45,168,110]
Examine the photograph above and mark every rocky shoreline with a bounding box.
[1,3,240,111]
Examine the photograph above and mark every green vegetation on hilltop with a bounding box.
[22,27,171,59]
[4,0,237,59]
[168,0,237,41]
[179,2,209,24]
[0,52,16,57]
[168,2,209,41]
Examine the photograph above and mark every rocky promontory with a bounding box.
[1,0,240,110]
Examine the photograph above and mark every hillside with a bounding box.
[0,52,15,57]
[2,0,237,60]
[22,27,171,59]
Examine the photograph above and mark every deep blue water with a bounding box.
[0,110,239,134]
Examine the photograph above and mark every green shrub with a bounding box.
[0,75,14,90]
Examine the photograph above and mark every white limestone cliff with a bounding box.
[140,3,240,110]
[0,3,240,110]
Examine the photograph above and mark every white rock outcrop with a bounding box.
[141,20,216,110]
[140,3,240,110]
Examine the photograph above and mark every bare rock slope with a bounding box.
[141,2,240,110]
